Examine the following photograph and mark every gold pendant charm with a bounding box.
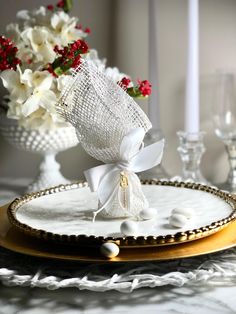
[119,171,129,211]
[120,171,129,187]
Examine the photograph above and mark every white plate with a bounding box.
[13,183,235,240]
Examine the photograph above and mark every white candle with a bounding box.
[185,0,199,134]
[148,0,160,130]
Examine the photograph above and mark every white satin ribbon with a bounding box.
[84,127,165,221]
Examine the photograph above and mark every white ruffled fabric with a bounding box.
[0,247,236,293]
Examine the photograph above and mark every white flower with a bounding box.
[21,70,55,116]
[22,89,58,116]
[51,11,71,32]
[19,107,67,130]
[85,49,106,70]
[51,11,86,45]
[16,7,51,28]
[0,68,32,103]
[5,23,21,42]
[22,27,57,63]
[61,20,86,45]
[56,74,70,92]
[7,100,24,120]
[1,4,111,131]
[16,42,35,66]
[104,67,130,84]
[21,69,53,88]
[16,10,31,22]
[31,6,51,27]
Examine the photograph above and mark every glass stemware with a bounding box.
[213,72,236,192]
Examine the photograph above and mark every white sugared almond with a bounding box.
[100,242,120,258]
[169,213,188,228]
[120,220,138,236]
[171,207,195,219]
[139,207,157,220]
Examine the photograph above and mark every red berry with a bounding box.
[75,24,82,30]
[0,36,21,71]
[85,27,91,34]
[47,4,54,11]
[57,0,64,8]
[120,77,131,88]
[138,79,152,96]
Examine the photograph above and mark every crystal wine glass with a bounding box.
[213,71,236,192]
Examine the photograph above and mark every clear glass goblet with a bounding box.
[213,71,236,192]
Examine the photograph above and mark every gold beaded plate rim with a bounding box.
[7,180,236,248]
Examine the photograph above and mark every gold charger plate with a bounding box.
[1,203,236,263]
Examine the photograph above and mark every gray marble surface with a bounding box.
[0,177,236,314]
[0,284,236,314]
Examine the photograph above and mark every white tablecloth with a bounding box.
[0,177,236,314]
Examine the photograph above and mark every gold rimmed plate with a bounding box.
[6,180,236,249]
[1,202,236,262]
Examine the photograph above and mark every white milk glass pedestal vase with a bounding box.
[0,115,78,192]
[177,131,208,184]
[139,128,169,180]
[213,72,236,192]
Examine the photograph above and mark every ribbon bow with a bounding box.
[84,127,164,221]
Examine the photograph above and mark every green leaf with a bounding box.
[63,0,73,12]
[52,57,63,69]
[126,86,148,99]
[54,67,64,76]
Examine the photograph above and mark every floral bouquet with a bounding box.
[0,0,152,131]
[0,0,152,192]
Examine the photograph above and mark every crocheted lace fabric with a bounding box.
[57,60,151,163]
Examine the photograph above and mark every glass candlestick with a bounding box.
[177,131,208,183]
[139,128,170,180]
